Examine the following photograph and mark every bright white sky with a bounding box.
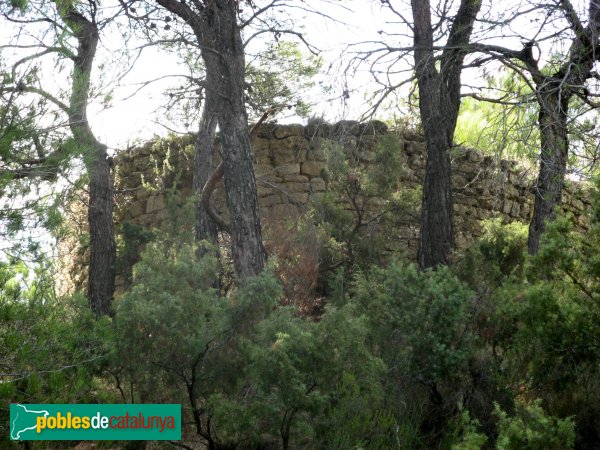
[4,0,587,151]
[86,0,584,150]
[2,0,595,163]
[87,1,395,150]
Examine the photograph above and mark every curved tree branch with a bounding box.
[201,106,276,233]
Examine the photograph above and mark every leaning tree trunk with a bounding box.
[63,8,115,315]
[527,83,571,254]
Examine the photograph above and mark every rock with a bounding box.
[332,120,360,136]
[275,163,300,176]
[289,193,309,204]
[310,177,327,192]
[301,161,325,177]
[283,182,310,193]
[146,195,165,213]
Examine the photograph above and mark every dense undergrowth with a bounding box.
[2,143,600,449]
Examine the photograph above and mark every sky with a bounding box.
[4,0,577,151]
[84,0,583,150]
[87,1,394,150]
[4,0,595,151]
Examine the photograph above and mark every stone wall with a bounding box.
[60,120,593,294]
[113,120,591,239]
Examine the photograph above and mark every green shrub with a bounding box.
[0,259,114,448]
[311,134,419,275]
[495,399,575,450]
[348,262,479,446]
[449,411,488,450]
[488,180,600,447]
[455,219,528,288]
[114,233,391,449]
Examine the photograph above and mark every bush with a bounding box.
[0,259,114,448]
[487,180,600,447]
[311,134,419,275]
[495,399,575,450]
[449,411,488,450]
[114,233,391,449]
[348,262,479,446]
[454,219,528,289]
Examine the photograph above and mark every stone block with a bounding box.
[408,153,424,168]
[273,149,298,165]
[500,185,516,199]
[572,199,585,211]
[283,182,310,193]
[255,164,277,178]
[260,194,285,207]
[405,141,426,156]
[257,183,275,197]
[251,137,271,152]
[466,149,483,162]
[274,123,304,138]
[452,175,468,189]
[254,153,273,165]
[301,161,326,177]
[137,213,155,226]
[289,193,310,204]
[276,163,300,176]
[510,202,521,217]
[146,195,165,213]
[128,200,146,218]
[270,204,299,218]
[282,174,309,183]
[310,177,327,192]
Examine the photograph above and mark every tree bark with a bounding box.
[157,0,266,279]
[411,0,482,269]
[526,0,600,253]
[527,84,571,254]
[194,87,220,245]
[62,7,115,315]
[203,1,265,279]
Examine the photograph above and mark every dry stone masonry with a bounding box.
[60,120,593,294]
[112,120,591,240]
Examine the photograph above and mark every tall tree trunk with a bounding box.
[157,0,266,280]
[87,143,115,316]
[411,0,482,269]
[527,83,571,254]
[194,88,219,245]
[419,125,454,269]
[206,0,265,279]
[63,7,115,315]
[525,0,600,254]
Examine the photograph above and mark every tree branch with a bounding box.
[201,106,277,233]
